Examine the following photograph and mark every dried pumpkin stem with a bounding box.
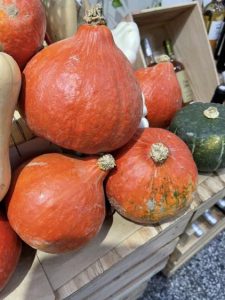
[203,106,219,119]
[150,143,169,163]
[97,154,116,171]
[83,3,106,25]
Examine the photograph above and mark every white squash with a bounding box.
[42,0,78,43]
[111,21,140,65]
[0,53,21,201]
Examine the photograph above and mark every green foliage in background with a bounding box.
[112,0,123,8]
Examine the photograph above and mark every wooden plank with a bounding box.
[168,2,219,101]
[164,207,225,277]
[64,239,177,300]
[10,111,34,148]
[191,187,225,222]
[121,280,148,300]
[38,214,143,291]
[198,173,211,185]
[111,259,168,300]
[55,211,191,300]
[133,2,197,27]
[1,245,55,300]
[216,168,225,183]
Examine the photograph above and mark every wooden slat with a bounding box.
[37,214,142,291]
[10,110,34,148]
[54,210,191,299]
[64,239,177,300]
[164,207,225,277]
[192,187,225,222]
[120,259,168,300]
[2,245,55,300]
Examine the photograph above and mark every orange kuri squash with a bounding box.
[7,153,115,253]
[20,4,142,154]
[106,128,198,224]
[0,211,21,291]
[0,0,46,69]
[135,62,182,128]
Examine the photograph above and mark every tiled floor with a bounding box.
[139,230,225,300]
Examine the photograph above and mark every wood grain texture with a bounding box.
[53,210,191,299]
[10,111,34,148]
[63,239,178,300]
[1,245,55,300]
[163,207,225,277]
[191,173,225,222]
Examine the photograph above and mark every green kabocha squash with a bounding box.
[169,103,225,173]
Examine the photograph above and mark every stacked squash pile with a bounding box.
[1,0,225,292]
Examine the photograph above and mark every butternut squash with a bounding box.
[42,0,78,43]
[0,53,21,201]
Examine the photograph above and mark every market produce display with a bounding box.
[106,128,198,224]
[135,62,182,128]
[0,53,21,202]
[2,1,220,294]
[6,153,115,254]
[0,211,21,291]
[170,103,225,173]
[20,5,143,154]
[0,0,46,70]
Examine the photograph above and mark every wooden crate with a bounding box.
[4,3,223,298]
[163,171,225,277]
[132,1,219,101]
[163,205,225,277]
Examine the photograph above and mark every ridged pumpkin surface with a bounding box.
[106,128,198,224]
[135,62,182,128]
[0,0,46,69]
[20,24,143,154]
[0,211,21,291]
[170,103,225,172]
[7,153,115,253]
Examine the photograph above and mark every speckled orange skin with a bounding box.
[135,63,182,128]
[20,24,143,154]
[6,153,108,254]
[0,212,21,291]
[0,0,46,69]
[106,128,198,224]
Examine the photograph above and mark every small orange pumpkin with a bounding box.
[135,62,182,128]
[20,4,142,154]
[7,153,115,253]
[0,211,21,291]
[0,0,46,69]
[106,128,198,224]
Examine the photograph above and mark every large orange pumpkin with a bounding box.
[7,153,115,253]
[0,211,21,291]
[135,62,182,128]
[0,0,46,70]
[20,5,142,154]
[106,128,198,224]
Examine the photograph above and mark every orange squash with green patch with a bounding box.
[106,128,198,224]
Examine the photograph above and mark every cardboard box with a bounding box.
[132,2,219,102]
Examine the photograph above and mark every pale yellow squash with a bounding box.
[42,0,78,43]
[0,53,21,201]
